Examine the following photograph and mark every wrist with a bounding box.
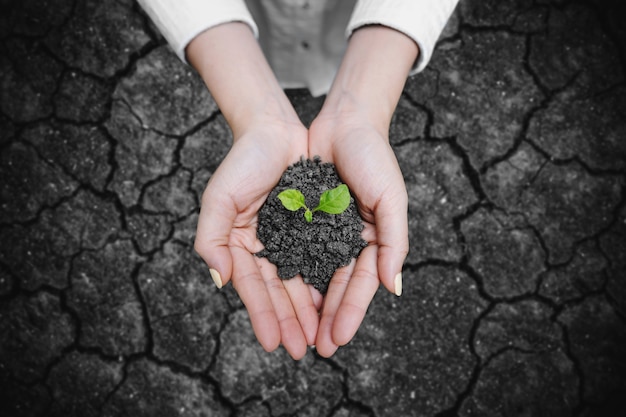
[187,22,301,137]
[321,25,418,132]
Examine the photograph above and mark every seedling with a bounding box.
[278,184,350,223]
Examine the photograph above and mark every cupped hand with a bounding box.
[194,119,319,360]
[308,110,409,357]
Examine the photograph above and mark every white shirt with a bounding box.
[138,0,459,96]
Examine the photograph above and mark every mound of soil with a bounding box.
[256,157,368,294]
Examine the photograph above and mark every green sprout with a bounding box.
[277,184,351,223]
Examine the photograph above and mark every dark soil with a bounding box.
[256,157,368,294]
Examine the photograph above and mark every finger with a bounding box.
[373,184,409,296]
[360,221,377,244]
[315,259,356,358]
[282,275,320,346]
[257,259,309,360]
[230,246,280,352]
[307,124,334,164]
[309,286,324,311]
[195,188,236,289]
[332,244,380,346]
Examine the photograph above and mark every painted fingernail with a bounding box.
[209,268,223,289]
[394,272,403,296]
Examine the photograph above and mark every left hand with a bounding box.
[308,109,409,357]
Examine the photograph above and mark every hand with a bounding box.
[306,25,416,357]
[189,23,415,359]
[188,23,319,360]
[194,119,320,360]
[308,110,409,357]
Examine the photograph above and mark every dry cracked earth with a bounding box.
[1,0,626,416]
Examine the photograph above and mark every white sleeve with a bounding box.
[137,0,258,62]
[347,0,459,73]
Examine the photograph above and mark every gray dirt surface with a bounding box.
[1,0,625,416]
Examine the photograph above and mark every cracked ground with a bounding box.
[1,0,625,416]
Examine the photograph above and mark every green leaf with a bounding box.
[304,209,313,223]
[314,184,350,215]
[277,189,306,211]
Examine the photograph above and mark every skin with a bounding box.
[188,22,413,359]
[309,26,414,356]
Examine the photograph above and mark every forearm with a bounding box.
[186,22,301,138]
[321,25,419,134]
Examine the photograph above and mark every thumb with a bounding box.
[194,191,236,289]
[374,188,409,296]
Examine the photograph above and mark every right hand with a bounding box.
[187,23,321,360]
[194,118,319,360]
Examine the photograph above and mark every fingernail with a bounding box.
[394,272,403,296]
[209,268,223,289]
